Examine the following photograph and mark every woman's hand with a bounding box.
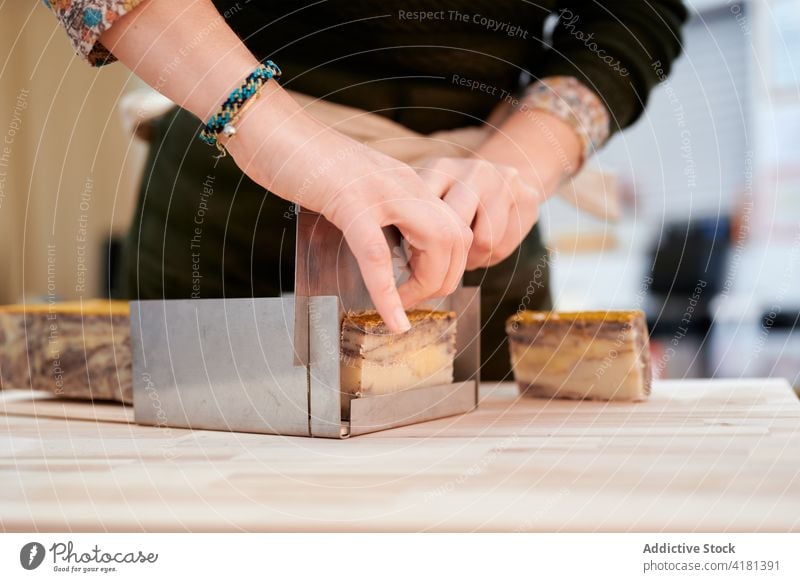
[420,108,584,270]
[418,157,544,270]
[227,98,473,332]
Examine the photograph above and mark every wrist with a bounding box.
[476,108,581,196]
[223,85,300,178]
[520,76,611,165]
[224,86,339,210]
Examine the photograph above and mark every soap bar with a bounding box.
[340,309,457,417]
[0,300,132,403]
[506,310,651,401]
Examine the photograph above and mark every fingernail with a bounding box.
[393,307,412,333]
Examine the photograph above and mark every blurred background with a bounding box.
[540,0,800,388]
[0,0,798,387]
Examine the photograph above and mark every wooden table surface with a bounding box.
[2,379,799,532]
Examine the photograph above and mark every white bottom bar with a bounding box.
[2,533,798,581]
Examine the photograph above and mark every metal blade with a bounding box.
[131,297,310,436]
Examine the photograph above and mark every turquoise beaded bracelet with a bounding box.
[199,60,281,155]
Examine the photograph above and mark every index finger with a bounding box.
[342,215,412,333]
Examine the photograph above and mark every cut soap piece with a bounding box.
[0,300,132,403]
[506,310,651,401]
[340,309,457,418]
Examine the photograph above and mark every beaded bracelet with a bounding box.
[199,60,282,156]
[519,76,610,170]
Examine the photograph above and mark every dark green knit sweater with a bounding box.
[213,0,687,133]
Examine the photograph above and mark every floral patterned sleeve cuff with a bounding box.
[520,76,611,168]
[43,0,146,67]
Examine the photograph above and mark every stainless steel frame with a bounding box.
[131,210,480,438]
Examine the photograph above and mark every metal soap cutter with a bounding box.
[131,209,480,438]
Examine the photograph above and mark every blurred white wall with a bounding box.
[0,3,146,304]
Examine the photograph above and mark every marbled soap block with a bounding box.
[340,310,457,418]
[506,310,652,401]
[0,300,132,403]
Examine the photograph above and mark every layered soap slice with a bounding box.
[506,310,651,401]
[340,310,457,417]
[0,300,132,403]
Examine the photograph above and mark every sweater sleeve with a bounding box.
[538,0,688,135]
[42,0,146,67]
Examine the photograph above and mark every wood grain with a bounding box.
[1,379,799,532]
